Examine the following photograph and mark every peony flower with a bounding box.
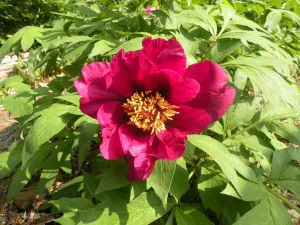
[144,6,158,14]
[74,37,235,181]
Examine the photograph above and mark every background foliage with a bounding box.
[0,0,300,224]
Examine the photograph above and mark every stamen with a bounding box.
[123,91,179,134]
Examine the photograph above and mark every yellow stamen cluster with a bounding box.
[123,91,179,134]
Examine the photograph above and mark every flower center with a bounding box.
[123,91,179,134]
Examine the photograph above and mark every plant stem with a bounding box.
[267,187,300,214]
[188,159,202,180]
[227,121,259,139]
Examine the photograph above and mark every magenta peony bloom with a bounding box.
[144,6,158,14]
[74,37,235,181]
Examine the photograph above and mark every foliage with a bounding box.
[0,0,300,224]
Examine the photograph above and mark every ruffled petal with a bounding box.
[125,153,157,181]
[153,129,186,160]
[118,123,152,157]
[97,102,125,127]
[173,105,212,134]
[74,64,124,119]
[74,78,88,98]
[142,37,186,75]
[184,61,229,91]
[184,61,235,121]
[111,50,158,98]
[167,78,200,105]
[81,62,111,85]
[100,127,125,160]
[186,86,235,122]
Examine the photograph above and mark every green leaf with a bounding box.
[268,147,300,200]
[175,204,214,225]
[178,9,217,36]
[152,10,179,30]
[221,175,266,201]
[175,28,199,56]
[7,142,53,200]
[237,66,300,111]
[188,135,258,195]
[170,158,189,202]
[183,141,195,161]
[239,135,274,161]
[223,97,260,131]
[265,10,282,32]
[22,104,74,165]
[149,160,176,208]
[210,39,241,63]
[233,192,293,225]
[165,209,175,225]
[38,152,61,194]
[52,192,175,225]
[130,180,150,201]
[0,26,41,61]
[219,4,236,36]
[95,165,129,194]
[265,121,300,146]
[0,140,23,179]
[3,91,34,116]
[198,163,252,224]
[90,39,117,57]
[108,37,144,55]
[51,176,84,200]
[78,121,98,167]
[55,94,80,106]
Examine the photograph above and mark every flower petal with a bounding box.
[173,105,212,134]
[100,127,125,160]
[81,62,111,85]
[142,37,186,75]
[138,69,182,93]
[118,123,152,157]
[97,102,125,127]
[111,50,158,98]
[187,86,236,122]
[125,153,157,181]
[154,129,186,160]
[75,65,124,119]
[184,61,229,91]
[79,98,106,119]
[168,78,200,105]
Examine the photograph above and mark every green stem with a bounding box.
[188,159,202,180]
[267,187,300,214]
[227,121,259,139]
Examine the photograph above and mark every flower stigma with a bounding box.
[123,91,179,134]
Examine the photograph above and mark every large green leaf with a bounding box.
[188,135,258,195]
[198,163,252,224]
[268,147,300,200]
[265,10,282,32]
[233,192,293,225]
[265,121,300,146]
[52,192,175,225]
[237,66,300,111]
[0,140,23,179]
[170,158,189,202]
[22,104,74,165]
[96,165,129,194]
[3,91,34,116]
[149,160,176,208]
[7,142,54,200]
[223,97,260,131]
[77,121,98,167]
[175,204,214,225]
